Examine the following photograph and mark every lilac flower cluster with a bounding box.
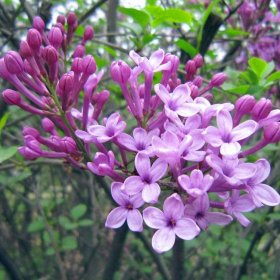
[1,14,280,253]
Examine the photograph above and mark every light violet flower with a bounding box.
[184,194,233,230]
[71,103,95,125]
[245,159,280,207]
[123,153,167,203]
[105,182,144,232]
[206,154,257,186]
[203,109,258,156]
[77,112,126,143]
[154,84,200,120]
[178,170,214,197]
[117,127,159,155]
[225,191,255,227]
[143,194,200,253]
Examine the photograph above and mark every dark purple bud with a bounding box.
[82,55,96,75]
[61,137,77,153]
[27,29,42,51]
[4,51,24,74]
[72,44,85,58]
[67,12,77,26]
[57,15,66,25]
[185,60,197,75]
[18,146,40,160]
[251,98,272,121]
[48,27,63,48]
[23,59,35,76]
[83,26,94,42]
[54,22,65,34]
[42,118,56,133]
[2,89,21,105]
[59,73,74,93]
[163,53,179,73]
[25,137,42,154]
[22,126,40,138]
[71,58,83,73]
[194,54,203,68]
[210,73,227,87]
[264,122,280,143]
[110,61,131,84]
[190,85,199,98]
[41,96,54,106]
[235,95,256,115]
[20,41,32,58]
[42,46,58,64]
[32,16,45,32]
[193,76,203,87]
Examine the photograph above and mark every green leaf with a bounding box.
[0,113,9,137]
[176,39,198,57]
[70,204,87,219]
[0,146,18,163]
[61,236,78,250]
[152,8,192,26]
[118,7,151,28]
[222,84,249,94]
[46,248,55,256]
[248,57,267,77]
[266,70,280,82]
[59,216,78,230]
[28,218,45,233]
[219,28,249,37]
[78,219,93,227]
[261,61,275,79]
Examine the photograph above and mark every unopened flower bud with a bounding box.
[4,51,24,74]
[264,122,280,143]
[42,46,58,64]
[163,53,179,73]
[22,127,40,138]
[27,29,42,51]
[32,16,45,32]
[72,45,85,58]
[61,137,77,153]
[194,54,203,68]
[193,76,203,87]
[210,73,227,87]
[2,89,21,105]
[185,60,197,76]
[251,98,272,121]
[71,58,83,73]
[42,118,55,133]
[54,22,65,34]
[190,85,199,98]
[20,41,32,58]
[67,12,77,26]
[23,59,35,75]
[235,95,256,115]
[110,61,131,84]
[57,15,66,25]
[83,26,94,42]
[48,27,63,49]
[18,146,40,160]
[82,55,96,75]
[59,73,74,93]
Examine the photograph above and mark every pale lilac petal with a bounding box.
[162,131,180,147]
[123,176,145,195]
[71,108,82,119]
[259,109,280,127]
[220,142,241,156]
[142,183,161,203]
[135,153,150,178]
[196,218,209,230]
[105,207,127,228]
[129,50,142,65]
[206,212,233,226]
[190,170,203,185]
[192,194,209,213]
[184,150,206,162]
[231,120,258,141]
[127,210,143,232]
[155,61,171,72]
[154,84,170,104]
[117,133,137,151]
[234,212,251,227]
[87,125,106,137]
[149,49,164,68]
[217,110,233,135]
[130,193,145,208]
[176,103,200,117]
[143,207,166,229]
[184,205,196,218]
[152,228,176,253]
[231,194,255,212]
[233,163,256,180]
[111,182,127,206]
[174,218,200,240]
[172,84,190,104]
[163,194,184,219]
[178,175,190,192]
[75,130,95,143]
[150,159,168,182]
[105,112,120,127]
[206,155,224,174]
[133,127,147,142]
[204,126,223,147]
[252,183,280,206]
[249,159,270,185]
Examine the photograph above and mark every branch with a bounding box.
[78,0,109,25]
[172,238,185,280]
